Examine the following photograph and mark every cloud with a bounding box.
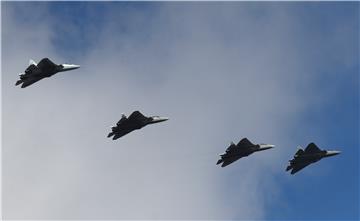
[2,2,358,219]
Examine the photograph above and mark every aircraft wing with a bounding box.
[112,134,122,140]
[290,162,311,174]
[305,143,321,153]
[19,76,44,88]
[37,58,57,72]
[219,155,242,167]
[23,64,41,76]
[237,138,254,147]
[112,129,135,140]
[128,111,148,121]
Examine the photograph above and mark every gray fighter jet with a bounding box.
[107,111,168,140]
[217,138,275,167]
[15,58,80,88]
[286,143,341,175]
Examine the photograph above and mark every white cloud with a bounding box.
[2,2,357,219]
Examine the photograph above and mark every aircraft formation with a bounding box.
[15,58,341,175]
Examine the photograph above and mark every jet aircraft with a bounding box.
[15,58,80,88]
[107,111,168,140]
[217,138,275,167]
[286,143,341,175]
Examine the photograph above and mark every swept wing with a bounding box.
[290,162,311,174]
[237,138,254,147]
[304,143,321,153]
[37,58,57,72]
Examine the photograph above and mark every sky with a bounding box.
[1,2,359,220]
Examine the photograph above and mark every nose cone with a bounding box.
[61,64,80,71]
[326,150,341,157]
[259,144,275,151]
[151,116,169,123]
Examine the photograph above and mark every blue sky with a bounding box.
[2,2,359,220]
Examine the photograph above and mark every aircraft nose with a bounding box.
[69,64,80,69]
[157,117,169,122]
[150,116,169,123]
[327,150,341,156]
[62,64,80,70]
[259,144,275,150]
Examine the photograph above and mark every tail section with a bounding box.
[286,165,292,171]
[29,59,37,66]
[295,147,304,156]
[15,80,23,86]
[112,134,121,140]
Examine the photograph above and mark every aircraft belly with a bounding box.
[221,156,242,167]
[20,76,44,88]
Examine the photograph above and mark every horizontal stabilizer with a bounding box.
[286,165,292,171]
[112,134,121,140]
[216,159,223,165]
[15,80,22,86]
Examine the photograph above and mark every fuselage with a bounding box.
[17,59,80,88]
[291,150,341,165]
[222,144,275,159]
[22,63,80,78]
[112,116,168,132]
[109,114,168,140]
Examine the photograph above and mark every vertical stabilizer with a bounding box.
[295,147,304,156]
[29,59,37,66]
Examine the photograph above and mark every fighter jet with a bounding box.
[15,58,80,88]
[216,138,275,167]
[107,111,168,140]
[286,143,341,175]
